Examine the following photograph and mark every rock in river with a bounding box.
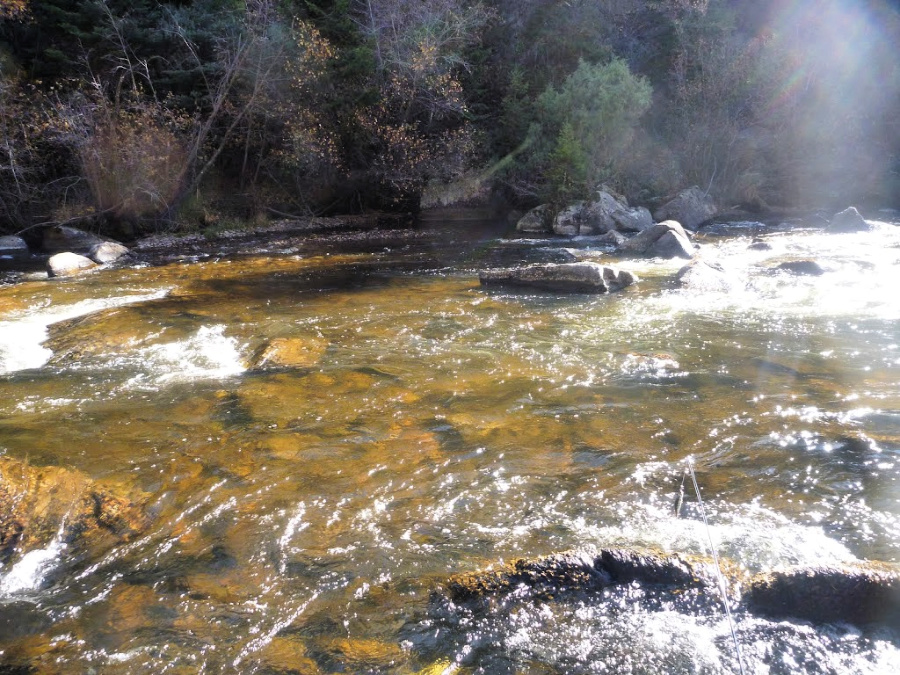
[249,336,330,370]
[827,206,871,233]
[653,186,717,231]
[619,220,695,259]
[46,251,98,277]
[41,225,115,254]
[0,235,28,256]
[746,563,900,627]
[88,241,131,264]
[515,204,553,234]
[479,262,637,293]
[0,456,148,568]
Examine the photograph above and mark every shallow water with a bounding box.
[0,218,899,673]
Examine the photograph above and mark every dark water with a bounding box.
[0,216,899,673]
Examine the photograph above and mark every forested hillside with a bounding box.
[1,0,899,236]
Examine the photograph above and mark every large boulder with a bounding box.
[746,564,900,627]
[582,190,653,235]
[88,241,131,264]
[0,235,29,257]
[41,225,113,254]
[516,204,553,234]
[0,456,148,569]
[552,202,585,236]
[653,187,717,231]
[479,262,637,293]
[619,220,695,259]
[827,206,871,233]
[47,251,98,278]
[774,260,825,276]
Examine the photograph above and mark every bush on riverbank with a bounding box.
[1,1,899,237]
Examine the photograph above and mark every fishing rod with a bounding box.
[680,456,747,675]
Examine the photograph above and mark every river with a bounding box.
[0,213,899,673]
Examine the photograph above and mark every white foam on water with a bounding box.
[121,325,246,389]
[0,290,169,375]
[0,537,66,596]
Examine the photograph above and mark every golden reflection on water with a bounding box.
[0,229,899,672]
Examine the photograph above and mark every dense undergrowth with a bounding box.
[1,0,899,238]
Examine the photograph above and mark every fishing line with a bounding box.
[686,456,747,675]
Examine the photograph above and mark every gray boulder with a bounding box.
[581,190,653,235]
[0,235,28,256]
[653,187,717,231]
[88,241,131,264]
[480,262,637,293]
[47,252,98,278]
[619,220,695,259]
[42,225,113,254]
[552,202,585,236]
[827,206,871,233]
[676,259,740,292]
[516,204,553,234]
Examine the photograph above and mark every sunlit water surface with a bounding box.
[1,218,899,673]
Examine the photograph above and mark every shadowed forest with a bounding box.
[1,0,899,238]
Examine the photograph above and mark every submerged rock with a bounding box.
[619,220,695,259]
[747,564,900,627]
[479,262,637,293]
[442,548,717,604]
[249,336,329,370]
[653,187,717,231]
[46,251,98,277]
[827,206,871,233]
[0,456,148,567]
[516,204,553,234]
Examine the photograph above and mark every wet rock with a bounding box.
[46,251,98,278]
[619,220,695,259]
[746,564,900,627]
[0,235,28,256]
[258,636,321,674]
[774,260,825,276]
[552,202,586,236]
[599,230,628,247]
[41,225,113,254]
[676,259,741,292]
[551,192,653,237]
[516,204,553,234]
[653,187,717,231]
[479,262,637,293]
[827,206,871,233]
[441,548,716,604]
[748,238,773,251]
[0,457,148,566]
[249,336,329,370]
[88,241,131,264]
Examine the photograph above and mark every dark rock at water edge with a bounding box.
[0,235,29,256]
[653,187,717,231]
[46,251,98,278]
[515,204,553,234]
[827,206,871,233]
[442,548,715,605]
[41,225,116,254]
[479,262,637,293]
[552,191,653,237]
[774,260,825,276]
[618,220,695,259]
[747,564,900,627]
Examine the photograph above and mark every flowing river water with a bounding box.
[0,214,899,673]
